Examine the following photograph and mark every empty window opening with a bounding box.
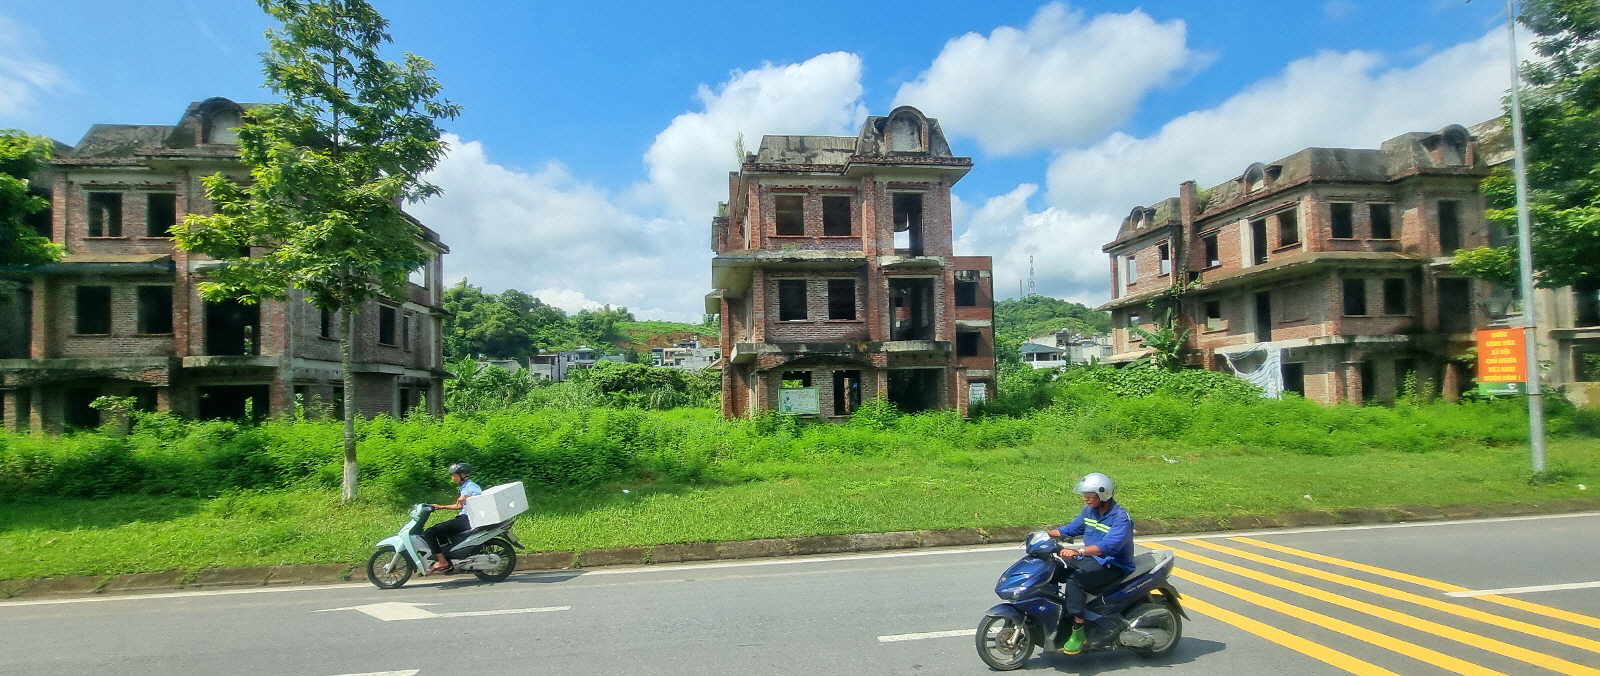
[957,331,980,357]
[781,370,812,388]
[774,195,804,235]
[1205,300,1223,331]
[1125,255,1139,282]
[379,305,398,345]
[1575,278,1600,327]
[833,370,862,415]
[1158,243,1172,275]
[1202,234,1220,267]
[1359,361,1376,403]
[1438,278,1472,333]
[197,384,269,421]
[332,386,345,420]
[1254,292,1272,342]
[65,388,101,430]
[1282,362,1306,396]
[1343,279,1368,316]
[888,278,935,341]
[130,387,159,413]
[1250,218,1268,265]
[320,309,335,338]
[399,387,414,417]
[778,280,808,321]
[887,369,941,413]
[892,193,924,255]
[25,187,51,240]
[146,193,178,237]
[1330,203,1354,239]
[1395,358,1418,397]
[1370,204,1393,239]
[1278,210,1300,246]
[75,286,112,335]
[87,192,122,237]
[203,108,242,145]
[955,280,979,307]
[822,196,851,236]
[205,299,261,356]
[136,286,173,334]
[1382,278,1408,315]
[1438,200,1462,253]
[827,279,856,320]
[888,115,923,152]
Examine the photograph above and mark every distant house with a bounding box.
[1020,342,1067,368]
[527,346,624,382]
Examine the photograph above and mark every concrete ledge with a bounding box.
[578,547,647,568]
[650,542,719,563]
[719,538,789,560]
[8,499,1599,599]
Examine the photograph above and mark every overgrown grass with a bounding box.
[1,438,1593,581]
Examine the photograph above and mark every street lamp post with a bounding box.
[1504,0,1547,476]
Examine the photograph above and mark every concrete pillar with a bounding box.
[28,386,45,432]
[1341,360,1363,404]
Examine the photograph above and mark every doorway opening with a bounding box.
[887,369,941,413]
[888,278,935,341]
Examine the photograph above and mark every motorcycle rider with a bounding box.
[1046,472,1135,655]
[423,462,483,572]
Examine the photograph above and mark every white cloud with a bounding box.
[893,2,1195,155]
[954,185,1115,307]
[0,16,67,115]
[641,52,867,220]
[416,54,871,322]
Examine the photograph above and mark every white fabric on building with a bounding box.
[1221,344,1283,399]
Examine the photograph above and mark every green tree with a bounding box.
[0,131,64,266]
[1453,0,1600,289]
[442,280,580,362]
[175,0,460,501]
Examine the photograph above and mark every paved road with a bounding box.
[2,512,1597,676]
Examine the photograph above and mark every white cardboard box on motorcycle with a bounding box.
[466,482,527,528]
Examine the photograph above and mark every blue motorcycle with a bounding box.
[976,532,1186,670]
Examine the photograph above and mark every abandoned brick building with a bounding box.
[1101,124,1497,404]
[0,97,447,432]
[708,106,995,419]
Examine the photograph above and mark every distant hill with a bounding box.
[613,320,719,353]
[994,296,1111,341]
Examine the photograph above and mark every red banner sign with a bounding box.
[1476,329,1526,383]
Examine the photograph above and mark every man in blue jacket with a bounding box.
[1047,472,1134,654]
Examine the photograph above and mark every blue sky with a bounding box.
[1,1,1516,320]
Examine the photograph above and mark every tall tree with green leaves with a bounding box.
[1454,0,1600,290]
[175,0,460,502]
[0,131,64,267]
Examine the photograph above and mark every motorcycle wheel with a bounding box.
[472,538,517,583]
[1125,602,1182,658]
[975,615,1034,671]
[367,545,413,589]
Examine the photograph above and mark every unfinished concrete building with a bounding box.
[0,97,447,431]
[708,106,995,418]
[1101,124,1498,404]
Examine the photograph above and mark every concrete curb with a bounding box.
[7,498,1598,600]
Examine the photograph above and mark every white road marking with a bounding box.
[3,511,1596,609]
[878,629,974,642]
[1447,580,1600,597]
[326,671,419,676]
[314,601,569,621]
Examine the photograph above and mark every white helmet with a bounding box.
[1074,472,1115,501]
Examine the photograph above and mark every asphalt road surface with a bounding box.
[2,512,1597,676]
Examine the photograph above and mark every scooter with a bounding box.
[365,503,523,589]
[975,531,1187,670]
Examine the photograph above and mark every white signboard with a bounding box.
[968,382,988,405]
[779,387,819,415]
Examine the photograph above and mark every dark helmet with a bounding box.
[448,462,471,477]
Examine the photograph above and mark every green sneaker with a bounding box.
[1062,625,1086,654]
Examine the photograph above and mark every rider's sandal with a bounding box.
[429,562,449,573]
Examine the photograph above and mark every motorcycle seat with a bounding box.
[1116,551,1170,585]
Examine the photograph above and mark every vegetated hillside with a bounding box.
[613,320,719,353]
[994,296,1112,340]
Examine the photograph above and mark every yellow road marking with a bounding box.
[1186,538,1600,655]
[1231,536,1600,632]
[1176,569,1508,676]
[1147,542,1600,676]
[1179,595,1402,676]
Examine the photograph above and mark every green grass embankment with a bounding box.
[2,437,1593,581]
